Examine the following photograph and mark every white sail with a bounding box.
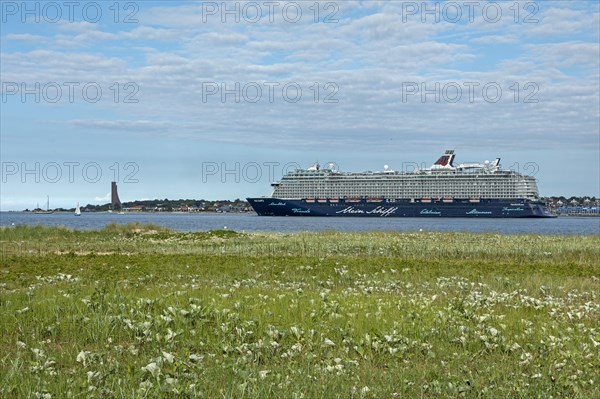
[75,203,81,216]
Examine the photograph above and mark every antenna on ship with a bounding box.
[307,161,320,171]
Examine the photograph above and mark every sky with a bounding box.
[1,0,599,210]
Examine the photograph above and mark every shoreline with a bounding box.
[3,210,600,218]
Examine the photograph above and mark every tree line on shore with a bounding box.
[27,199,252,213]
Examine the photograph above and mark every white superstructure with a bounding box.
[270,150,540,200]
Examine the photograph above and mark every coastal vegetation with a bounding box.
[26,199,251,213]
[1,225,598,398]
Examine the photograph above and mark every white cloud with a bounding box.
[5,33,47,42]
[95,192,111,202]
[528,7,600,37]
[524,41,600,70]
[470,34,518,44]
[121,26,182,41]
[69,119,172,133]
[56,20,99,33]
[197,31,248,45]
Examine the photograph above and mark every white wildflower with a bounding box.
[142,362,161,378]
[189,354,203,362]
[76,350,90,366]
[553,361,566,369]
[291,326,300,337]
[166,329,176,342]
[31,348,45,358]
[259,370,269,379]
[323,338,335,347]
[87,370,99,382]
[162,351,174,363]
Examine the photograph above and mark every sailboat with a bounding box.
[74,203,81,216]
[34,196,54,214]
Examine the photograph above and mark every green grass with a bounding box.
[1,225,599,398]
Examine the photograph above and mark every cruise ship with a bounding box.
[247,150,554,218]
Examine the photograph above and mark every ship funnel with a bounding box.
[433,150,455,167]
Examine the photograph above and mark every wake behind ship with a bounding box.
[247,150,554,218]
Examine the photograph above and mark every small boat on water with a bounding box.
[74,203,81,216]
[34,196,54,214]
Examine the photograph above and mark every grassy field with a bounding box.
[1,224,599,398]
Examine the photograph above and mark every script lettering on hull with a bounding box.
[467,209,493,215]
[336,206,365,215]
[366,206,398,217]
[291,208,310,214]
[336,206,398,217]
[420,209,441,215]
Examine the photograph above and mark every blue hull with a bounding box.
[247,198,555,218]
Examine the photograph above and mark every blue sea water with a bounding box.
[1,212,598,235]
